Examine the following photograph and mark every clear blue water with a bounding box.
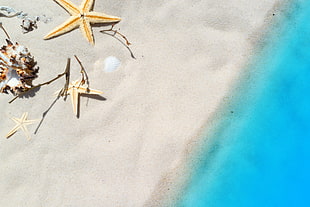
[177,1,310,207]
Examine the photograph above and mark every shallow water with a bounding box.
[177,1,310,206]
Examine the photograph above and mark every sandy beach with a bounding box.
[0,0,282,206]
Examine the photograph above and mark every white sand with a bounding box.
[0,0,283,206]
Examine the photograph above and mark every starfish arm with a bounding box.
[21,112,28,121]
[44,16,80,40]
[86,11,121,24]
[54,0,80,15]
[11,117,22,123]
[21,125,32,140]
[6,124,20,138]
[24,120,38,125]
[70,88,79,116]
[80,0,94,13]
[78,87,103,95]
[80,19,94,45]
[87,88,103,95]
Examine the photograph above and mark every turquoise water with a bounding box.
[177,1,310,207]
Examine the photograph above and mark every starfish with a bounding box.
[44,0,121,45]
[63,79,103,116]
[6,112,37,140]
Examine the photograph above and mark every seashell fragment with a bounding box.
[0,6,22,18]
[0,39,39,95]
[21,17,38,33]
[103,56,121,72]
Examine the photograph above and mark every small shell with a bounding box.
[103,56,121,72]
[21,18,38,33]
[0,39,39,95]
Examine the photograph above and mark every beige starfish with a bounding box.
[6,112,37,140]
[63,79,103,116]
[44,0,121,45]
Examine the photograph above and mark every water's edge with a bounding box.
[173,0,301,206]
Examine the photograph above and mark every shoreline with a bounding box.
[150,0,294,206]
[173,0,309,205]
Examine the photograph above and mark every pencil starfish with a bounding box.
[6,112,37,140]
[44,0,121,45]
[63,79,103,116]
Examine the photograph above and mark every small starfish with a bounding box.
[44,0,121,45]
[6,112,37,140]
[63,79,103,116]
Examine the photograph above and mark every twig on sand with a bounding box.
[101,24,131,46]
[100,24,136,59]
[74,55,89,87]
[58,58,71,99]
[0,22,10,39]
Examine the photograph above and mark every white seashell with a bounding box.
[103,56,121,72]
